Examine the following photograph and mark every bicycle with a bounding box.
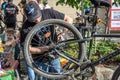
[112,65,120,80]
[23,0,120,80]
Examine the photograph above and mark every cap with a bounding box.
[24,1,42,22]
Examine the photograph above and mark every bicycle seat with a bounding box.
[90,0,111,7]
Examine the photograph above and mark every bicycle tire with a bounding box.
[15,69,21,80]
[24,19,86,79]
[112,66,120,80]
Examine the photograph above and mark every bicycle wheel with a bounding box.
[112,66,120,80]
[15,69,21,80]
[24,19,86,79]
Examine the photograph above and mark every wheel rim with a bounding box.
[24,19,85,78]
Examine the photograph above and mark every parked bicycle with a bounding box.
[23,0,120,80]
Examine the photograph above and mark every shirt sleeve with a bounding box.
[49,9,65,20]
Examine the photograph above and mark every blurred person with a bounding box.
[1,0,8,16]
[18,0,27,23]
[37,0,51,10]
[42,0,51,9]
[4,0,19,30]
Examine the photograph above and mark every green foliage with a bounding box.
[56,0,120,10]
[56,0,92,10]
[96,40,115,55]
[63,39,120,62]
[112,0,120,7]
[42,0,48,4]
[89,40,120,61]
[63,43,79,59]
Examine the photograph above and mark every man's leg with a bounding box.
[27,64,35,80]
[35,62,49,80]
[50,58,62,73]
[48,58,62,80]
[21,47,35,80]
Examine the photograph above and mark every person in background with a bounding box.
[74,16,87,38]
[1,0,8,16]
[74,17,83,31]
[4,0,19,30]
[0,0,8,46]
[42,0,51,9]
[36,0,44,10]
[3,28,21,74]
[20,1,73,80]
[37,0,51,10]
[18,0,27,23]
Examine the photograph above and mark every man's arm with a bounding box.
[64,15,73,24]
[29,46,49,54]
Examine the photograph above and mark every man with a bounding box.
[20,1,73,80]
[4,0,19,29]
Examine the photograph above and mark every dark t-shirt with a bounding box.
[20,9,64,45]
[4,3,19,23]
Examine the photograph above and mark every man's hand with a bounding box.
[48,43,56,50]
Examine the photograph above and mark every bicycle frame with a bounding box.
[63,1,118,70]
[75,2,120,78]
[23,0,119,79]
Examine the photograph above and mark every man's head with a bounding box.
[24,1,42,22]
